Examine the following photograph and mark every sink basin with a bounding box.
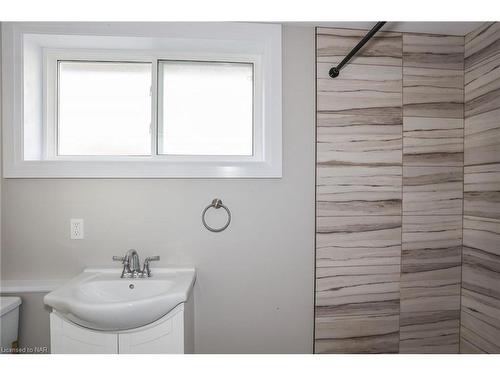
[44,267,195,331]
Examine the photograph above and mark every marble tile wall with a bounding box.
[461,22,500,354]
[315,27,403,353]
[400,33,464,354]
[316,27,468,354]
[316,24,500,354]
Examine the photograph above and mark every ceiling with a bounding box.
[291,22,485,36]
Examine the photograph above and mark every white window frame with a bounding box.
[2,22,282,178]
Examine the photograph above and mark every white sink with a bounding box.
[44,267,196,331]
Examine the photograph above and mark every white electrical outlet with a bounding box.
[70,219,84,240]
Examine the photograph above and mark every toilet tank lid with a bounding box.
[0,296,22,317]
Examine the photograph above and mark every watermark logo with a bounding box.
[1,345,49,354]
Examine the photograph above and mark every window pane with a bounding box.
[158,61,253,156]
[58,61,152,156]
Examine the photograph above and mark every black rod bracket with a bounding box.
[329,22,386,79]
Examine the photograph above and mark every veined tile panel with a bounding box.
[315,27,403,354]
[317,62,402,94]
[400,268,461,312]
[460,329,488,353]
[400,310,460,353]
[462,216,500,293]
[316,215,401,316]
[317,112,402,166]
[403,117,464,166]
[464,107,500,166]
[403,33,464,70]
[317,62,402,167]
[402,34,464,354]
[461,215,500,353]
[462,22,500,353]
[464,50,500,118]
[399,215,462,353]
[462,246,500,301]
[464,164,500,219]
[316,27,402,217]
[403,166,463,215]
[465,49,500,88]
[402,215,462,275]
[461,289,500,353]
[315,314,400,354]
[316,27,402,67]
[317,166,402,216]
[315,215,401,353]
[317,63,402,114]
[465,22,500,70]
[403,67,464,118]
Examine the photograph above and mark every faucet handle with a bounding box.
[142,256,160,277]
[112,256,126,263]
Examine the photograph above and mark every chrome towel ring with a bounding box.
[202,198,231,233]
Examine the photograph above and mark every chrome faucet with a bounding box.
[113,249,159,278]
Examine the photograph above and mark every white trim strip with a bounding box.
[0,279,67,293]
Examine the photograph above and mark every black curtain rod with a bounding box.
[329,21,387,78]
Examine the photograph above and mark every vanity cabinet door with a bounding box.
[50,313,118,354]
[118,308,184,354]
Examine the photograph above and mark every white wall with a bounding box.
[0,25,316,353]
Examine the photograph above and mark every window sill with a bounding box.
[3,159,282,178]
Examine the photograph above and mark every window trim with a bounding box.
[2,22,282,178]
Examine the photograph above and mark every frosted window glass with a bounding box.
[58,61,152,156]
[158,61,253,156]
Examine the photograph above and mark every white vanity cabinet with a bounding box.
[50,297,194,354]
[50,313,118,353]
[44,267,196,354]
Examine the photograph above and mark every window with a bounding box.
[158,61,254,156]
[55,60,254,158]
[57,61,152,156]
[2,23,282,178]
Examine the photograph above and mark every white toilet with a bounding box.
[0,296,22,353]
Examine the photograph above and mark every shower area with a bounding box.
[315,22,500,353]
